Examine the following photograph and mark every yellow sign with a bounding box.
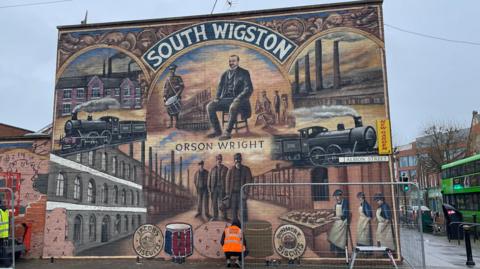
[376,119,392,155]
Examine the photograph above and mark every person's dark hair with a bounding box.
[230,54,240,61]
[232,219,241,228]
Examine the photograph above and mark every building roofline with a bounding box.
[57,0,383,31]
[0,134,51,141]
[0,123,34,134]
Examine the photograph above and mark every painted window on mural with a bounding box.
[92,87,101,98]
[76,88,85,99]
[121,189,126,205]
[87,179,96,204]
[124,215,128,232]
[136,190,140,205]
[133,166,137,182]
[112,157,117,175]
[89,215,96,242]
[102,183,108,203]
[73,215,82,243]
[62,103,71,115]
[121,161,125,178]
[73,176,81,201]
[114,214,120,234]
[129,190,134,205]
[101,216,110,243]
[63,89,72,99]
[55,173,65,197]
[113,186,118,204]
[101,152,107,171]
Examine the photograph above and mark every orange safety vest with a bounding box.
[223,225,244,253]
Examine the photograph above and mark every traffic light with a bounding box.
[401,176,409,192]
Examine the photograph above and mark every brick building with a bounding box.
[0,124,51,258]
[56,70,143,117]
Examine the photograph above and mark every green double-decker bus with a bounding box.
[441,153,480,222]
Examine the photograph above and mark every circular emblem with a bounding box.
[281,18,305,40]
[273,224,306,259]
[133,224,164,258]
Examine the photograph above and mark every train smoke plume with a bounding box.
[72,97,120,113]
[293,105,359,121]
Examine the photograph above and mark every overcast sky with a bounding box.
[0,0,478,145]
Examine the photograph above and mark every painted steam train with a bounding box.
[60,112,147,151]
[271,116,377,166]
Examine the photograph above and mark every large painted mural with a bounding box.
[47,1,398,262]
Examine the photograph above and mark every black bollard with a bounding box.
[464,225,476,267]
[50,256,54,263]
[473,215,478,241]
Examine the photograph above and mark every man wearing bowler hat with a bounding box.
[194,160,210,218]
[209,154,228,221]
[226,153,252,222]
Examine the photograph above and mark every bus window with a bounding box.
[465,195,473,210]
[466,163,474,174]
[473,194,479,211]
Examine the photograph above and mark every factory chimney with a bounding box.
[148,147,153,187]
[179,156,183,187]
[108,57,113,77]
[333,40,341,89]
[304,53,312,93]
[170,150,175,185]
[294,60,300,95]
[315,39,323,91]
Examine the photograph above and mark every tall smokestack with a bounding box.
[171,150,175,185]
[141,141,145,166]
[155,153,158,177]
[333,40,341,89]
[107,57,113,77]
[164,166,167,181]
[179,156,183,187]
[187,169,190,192]
[294,60,300,95]
[103,59,106,76]
[148,147,153,187]
[159,160,163,179]
[353,116,363,128]
[304,53,312,93]
[315,39,323,91]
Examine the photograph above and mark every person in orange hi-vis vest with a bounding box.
[221,219,248,268]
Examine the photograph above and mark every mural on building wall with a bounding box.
[48,2,398,261]
[0,138,50,258]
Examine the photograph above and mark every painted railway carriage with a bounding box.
[442,153,480,222]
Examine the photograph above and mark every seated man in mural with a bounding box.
[327,189,350,256]
[254,90,275,129]
[206,55,253,140]
[163,64,185,128]
[373,193,396,251]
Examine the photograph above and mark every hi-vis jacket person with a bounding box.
[0,199,9,241]
[221,219,247,268]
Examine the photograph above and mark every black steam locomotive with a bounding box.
[271,116,377,166]
[60,112,147,151]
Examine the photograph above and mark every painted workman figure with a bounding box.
[225,153,252,222]
[356,192,373,246]
[327,189,350,255]
[163,64,184,128]
[194,160,210,218]
[206,55,253,140]
[209,154,228,221]
[273,90,281,124]
[374,193,395,251]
